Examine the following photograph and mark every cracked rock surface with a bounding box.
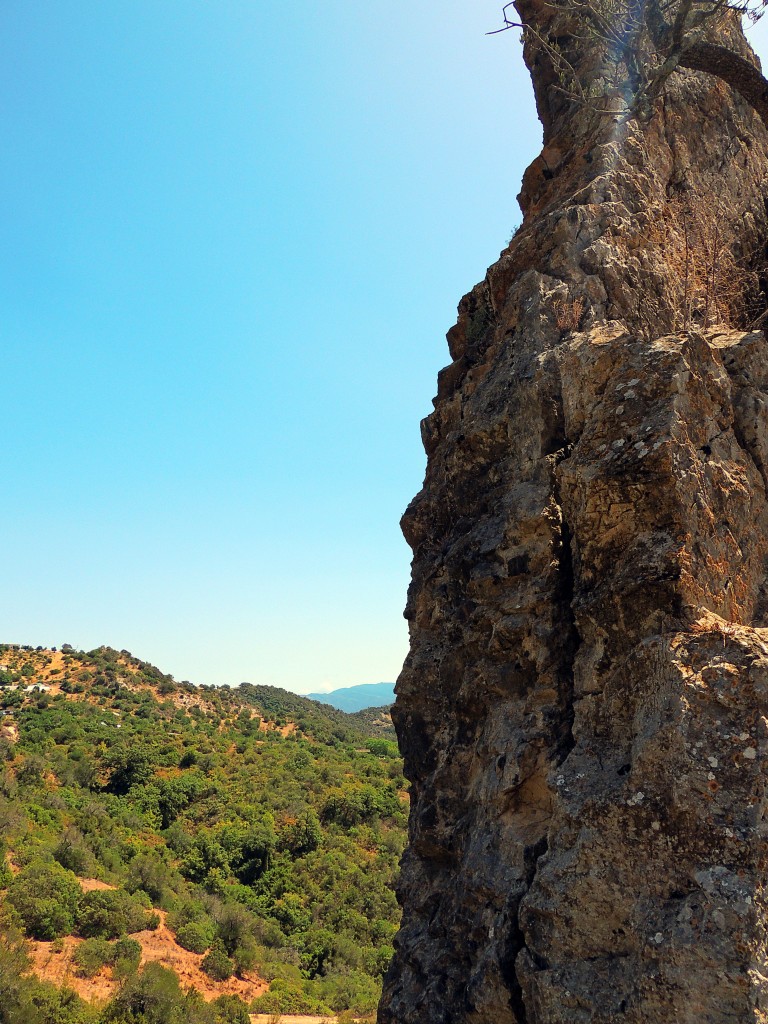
[379,7,768,1023]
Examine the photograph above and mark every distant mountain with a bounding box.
[307,681,395,712]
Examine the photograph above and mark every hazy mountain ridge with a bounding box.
[305,682,395,713]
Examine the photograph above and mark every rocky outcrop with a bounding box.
[379,7,768,1023]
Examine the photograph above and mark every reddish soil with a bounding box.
[28,937,116,1003]
[1,720,19,742]
[78,877,115,892]
[133,909,267,1002]
[249,1017,371,1023]
[26,881,268,1005]
[249,1017,336,1023]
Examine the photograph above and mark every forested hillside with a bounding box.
[0,644,405,1023]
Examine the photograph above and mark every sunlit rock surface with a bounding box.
[379,8,768,1022]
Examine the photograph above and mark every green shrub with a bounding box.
[53,827,94,876]
[0,941,94,1024]
[104,744,156,796]
[0,859,13,888]
[7,861,82,939]
[210,995,250,1024]
[103,962,184,1023]
[280,811,322,855]
[112,936,142,979]
[77,889,156,939]
[73,937,113,977]
[231,937,258,975]
[126,849,180,905]
[174,921,211,954]
[317,969,381,1015]
[0,839,13,888]
[362,943,394,977]
[16,755,46,787]
[366,739,399,758]
[200,941,234,982]
[250,976,330,1015]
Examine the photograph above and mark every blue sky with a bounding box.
[4,4,764,694]
[1,1,538,692]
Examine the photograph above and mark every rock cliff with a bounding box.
[380,6,768,1022]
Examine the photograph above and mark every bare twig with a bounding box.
[489,0,768,126]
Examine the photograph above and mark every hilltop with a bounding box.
[0,643,405,1023]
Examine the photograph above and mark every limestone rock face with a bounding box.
[379,10,768,1024]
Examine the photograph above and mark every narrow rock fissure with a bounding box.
[553,447,579,764]
[504,835,550,1023]
[505,918,531,1023]
[729,410,768,496]
[502,445,581,1024]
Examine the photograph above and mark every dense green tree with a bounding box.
[299,926,338,978]
[222,821,274,885]
[280,810,322,855]
[53,828,94,876]
[0,934,34,1024]
[180,835,228,885]
[112,937,142,979]
[76,890,157,939]
[16,755,46,788]
[72,939,113,978]
[209,996,249,1024]
[173,921,211,954]
[157,775,204,830]
[7,862,81,940]
[0,930,93,1024]
[126,850,180,906]
[104,746,155,796]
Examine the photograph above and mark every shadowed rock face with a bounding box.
[379,8,768,1024]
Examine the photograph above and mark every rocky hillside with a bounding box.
[380,5,768,1024]
[0,644,404,1022]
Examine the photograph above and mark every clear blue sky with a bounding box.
[6,3,761,694]
[1,0,541,693]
